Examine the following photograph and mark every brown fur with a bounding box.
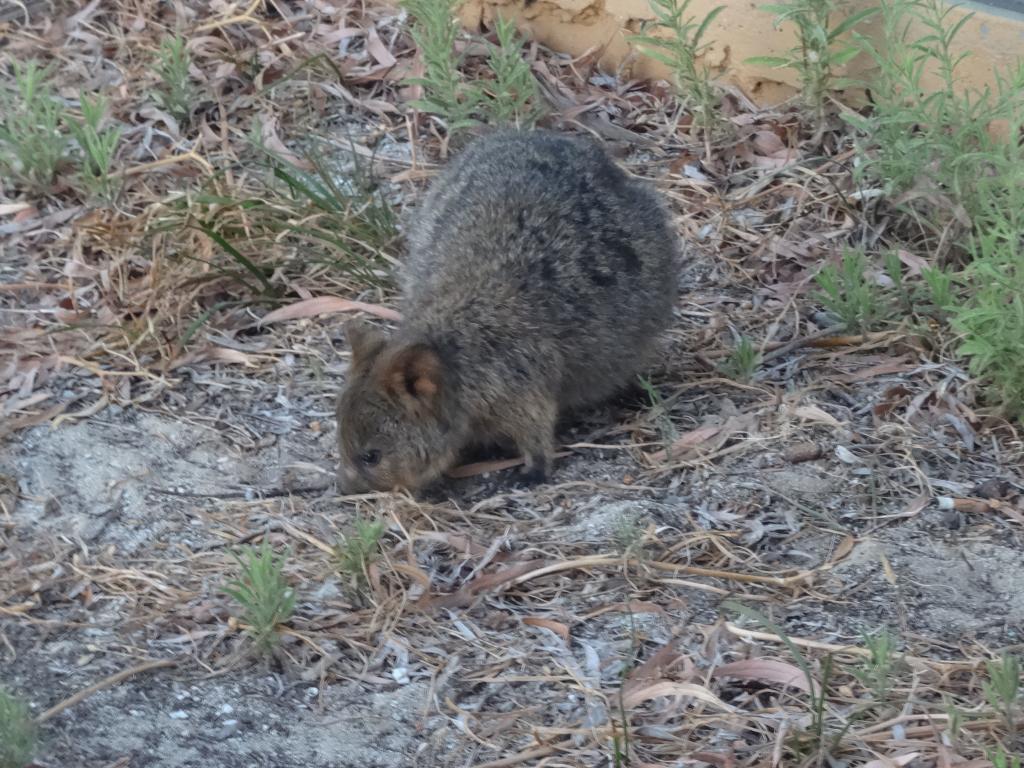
[335,129,681,493]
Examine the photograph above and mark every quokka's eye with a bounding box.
[359,449,382,467]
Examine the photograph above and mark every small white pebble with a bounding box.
[391,667,410,685]
[305,687,319,698]
[219,703,234,715]
[169,710,188,720]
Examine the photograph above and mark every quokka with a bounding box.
[336,129,681,493]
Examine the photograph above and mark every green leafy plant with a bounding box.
[983,653,1020,735]
[921,266,955,312]
[853,628,895,702]
[638,375,677,445]
[0,59,69,191]
[942,695,963,751]
[747,0,876,125]
[630,0,725,134]
[0,686,36,768]
[401,0,542,132]
[402,0,478,132]
[334,518,386,592]
[223,540,296,653]
[815,249,889,334]
[163,134,397,330]
[720,336,761,382]
[611,607,642,767]
[68,92,121,202]
[482,14,543,127]
[953,232,1024,418]
[612,512,646,559]
[848,0,1024,223]
[843,0,1024,420]
[988,746,1022,768]
[154,34,196,124]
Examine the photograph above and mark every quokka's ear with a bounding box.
[380,343,443,412]
[344,318,387,367]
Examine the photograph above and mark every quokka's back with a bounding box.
[335,130,681,493]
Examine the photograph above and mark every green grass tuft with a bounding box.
[983,653,1020,735]
[815,249,890,334]
[0,60,69,191]
[630,0,725,135]
[154,34,197,124]
[720,336,761,382]
[747,0,876,126]
[68,92,121,202]
[401,0,542,133]
[0,686,36,768]
[224,540,296,653]
[334,518,387,594]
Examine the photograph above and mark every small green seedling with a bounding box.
[853,627,895,702]
[402,0,479,132]
[638,375,677,445]
[630,0,725,135]
[726,602,838,759]
[983,653,1020,735]
[720,336,761,382]
[612,512,646,558]
[0,60,69,191]
[335,518,386,591]
[68,92,121,202]
[154,34,196,124]
[223,540,296,653]
[987,746,1022,768]
[815,249,888,334]
[954,231,1024,418]
[747,0,876,126]
[942,695,963,751]
[921,266,955,312]
[0,686,36,768]
[482,14,543,127]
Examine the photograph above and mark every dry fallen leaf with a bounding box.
[846,358,916,381]
[896,249,930,278]
[880,551,897,585]
[169,346,256,369]
[258,112,314,170]
[523,617,570,643]
[365,25,397,68]
[861,753,920,768]
[0,202,34,216]
[792,404,844,429]
[647,424,722,463]
[260,296,401,325]
[623,643,695,696]
[622,681,735,713]
[835,445,861,464]
[713,658,817,694]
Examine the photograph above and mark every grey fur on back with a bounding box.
[400,129,680,411]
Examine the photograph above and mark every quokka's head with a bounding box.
[335,319,459,494]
